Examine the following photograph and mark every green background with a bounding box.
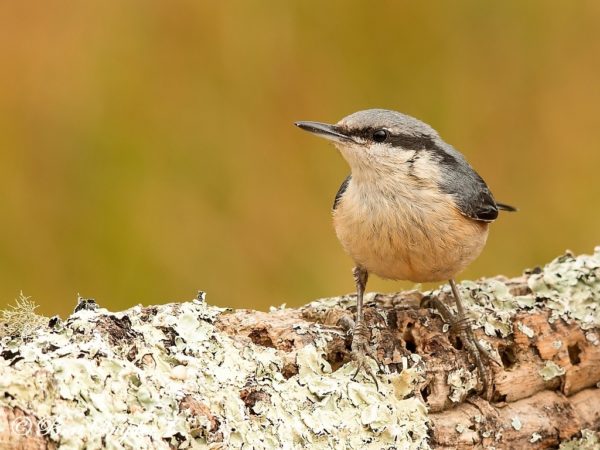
[1,1,599,317]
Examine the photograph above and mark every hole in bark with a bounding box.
[451,336,463,350]
[568,344,582,365]
[387,309,398,329]
[0,350,19,360]
[403,323,417,352]
[420,385,431,402]
[499,346,517,369]
[492,392,507,403]
[389,363,402,373]
[281,362,298,379]
[248,328,274,348]
[405,339,416,353]
[327,351,348,373]
[240,388,271,415]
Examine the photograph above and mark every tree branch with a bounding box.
[1,250,599,449]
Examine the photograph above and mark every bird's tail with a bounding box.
[497,202,518,212]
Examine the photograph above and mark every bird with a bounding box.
[295,109,516,392]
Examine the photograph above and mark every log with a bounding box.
[0,249,599,449]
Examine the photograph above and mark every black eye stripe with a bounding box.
[387,134,434,150]
[342,127,436,150]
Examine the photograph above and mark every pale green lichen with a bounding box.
[527,248,600,329]
[585,331,599,345]
[429,248,600,338]
[0,297,430,449]
[539,361,566,381]
[511,416,522,431]
[431,277,518,338]
[447,368,477,403]
[530,432,542,443]
[0,293,48,339]
[2,250,598,449]
[517,323,534,338]
[559,430,600,450]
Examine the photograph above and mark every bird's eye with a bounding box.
[372,129,388,143]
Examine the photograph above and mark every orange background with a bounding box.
[1,1,599,317]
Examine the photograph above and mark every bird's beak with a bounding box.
[294,121,354,144]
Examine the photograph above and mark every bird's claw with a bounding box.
[452,319,500,367]
[472,338,502,367]
[350,322,381,390]
[460,331,495,398]
[449,316,473,334]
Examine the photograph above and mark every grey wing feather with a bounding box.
[460,179,499,222]
[435,143,500,223]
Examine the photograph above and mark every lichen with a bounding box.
[0,293,48,339]
[527,248,600,329]
[429,277,519,339]
[585,331,599,345]
[559,430,600,450]
[539,361,566,381]
[2,249,599,449]
[429,248,600,337]
[0,297,430,449]
[447,368,477,403]
[517,323,534,338]
[511,416,522,431]
[530,432,542,443]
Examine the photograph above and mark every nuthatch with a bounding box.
[295,109,515,391]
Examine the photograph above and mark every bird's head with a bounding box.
[295,109,446,179]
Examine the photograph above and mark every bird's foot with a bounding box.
[450,317,499,366]
[461,330,493,399]
[350,321,380,390]
[450,317,503,399]
[425,295,497,397]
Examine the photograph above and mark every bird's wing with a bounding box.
[458,183,500,223]
[453,176,517,222]
[438,155,501,223]
[333,175,351,210]
[434,142,515,223]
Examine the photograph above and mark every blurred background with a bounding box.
[1,1,599,317]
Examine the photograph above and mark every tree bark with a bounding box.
[0,250,599,449]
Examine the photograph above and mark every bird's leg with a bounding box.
[350,266,379,387]
[448,280,498,363]
[446,279,496,395]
